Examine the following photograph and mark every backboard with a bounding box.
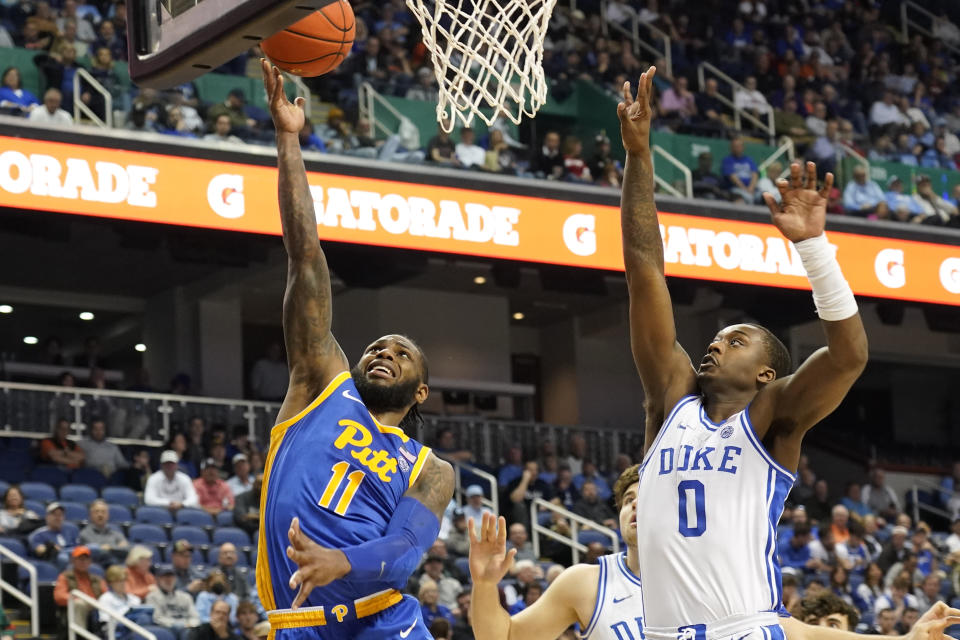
[128,0,336,89]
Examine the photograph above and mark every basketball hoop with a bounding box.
[406,0,557,132]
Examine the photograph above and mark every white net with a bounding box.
[406,0,557,132]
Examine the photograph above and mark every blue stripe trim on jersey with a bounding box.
[697,402,724,431]
[763,465,792,612]
[738,407,797,482]
[760,625,770,640]
[582,553,607,639]
[767,623,786,640]
[640,395,699,473]
[617,553,643,587]
[763,466,777,610]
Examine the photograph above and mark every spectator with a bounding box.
[561,136,592,182]
[297,120,325,152]
[855,562,884,614]
[420,554,462,609]
[506,523,536,562]
[506,461,553,529]
[806,102,829,138]
[870,91,910,130]
[498,445,524,487]
[809,528,852,572]
[99,564,142,640]
[840,482,871,518]
[564,434,587,476]
[691,152,727,200]
[419,579,455,629]
[829,564,855,608]
[249,342,288,400]
[874,575,919,618]
[204,114,245,145]
[461,485,492,529]
[552,465,579,510]
[206,89,253,135]
[878,525,911,574]
[829,504,850,545]
[533,131,564,179]
[804,479,833,525]
[588,134,621,183]
[233,473,262,536]
[451,591,472,640]
[0,486,40,535]
[235,601,260,640]
[841,519,871,574]
[80,418,129,479]
[721,137,759,203]
[29,502,79,561]
[571,480,616,528]
[213,543,249,601]
[166,433,197,478]
[504,559,542,606]
[913,175,959,225]
[777,521,815,572]
[909,522,938,576]
[796,592,859,630]
[756,162,782,204]
[194,459,234,517]
[144,451,199,512]
[508,582,544,615]
[455,128,486,169]
[775,98,811,143]
[734,76,771,117]
[57,2,97,43]
[79,499,128,563]
[39,418,86,470]
[862,468,900,521]
[946,518,960,554]
[0,67,39,116]
[432,428,473,464]
[922,137,957,170]
[147,564,199,640]
[659,76,697,124]
[124,545,157,600]
[189,599,241,640]
[406,67,439,102]
[426,122,459,166]
[226,454,253,497]
[483,128,518,174]
[170,540,205,595]
[882,176,924,223]
[873,608,898,635]
[28,88,73,126]
[897,608,921,635]
[196,570,239,625]
[93,19,126,62]
[939,462,960,512]
[842,166,888,218]
[443,508,470,558]
[914,573,941,612]
[122,449,153,492]
[808,120,840,174]
[693,78,728,135]
[54,546,107,631]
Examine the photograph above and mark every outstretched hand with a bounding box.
[617,67,657,155]
[468,513,516,585]
[260,58,305,135]
[762,161,833,243]
[285,516,351,609]
[905,601,960,640]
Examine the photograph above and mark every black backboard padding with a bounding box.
[127,0,337,89]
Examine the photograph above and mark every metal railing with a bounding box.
[0,543,37,637]
[452,461,499,515]
[68,589,157,640]
[284,72,312,120]
[909,475,955,526]
[652,144,692,198]
[73,68,112,128]
[697,63,775,145]
[901,2,960,57]
[757,137,796,175]
[530,498,620,564]
[599,0,672,79]
[358,82,420,148]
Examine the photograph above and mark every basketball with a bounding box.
[260,0,355,77]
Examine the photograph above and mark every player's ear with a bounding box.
[415,383,429,405]
[756,365,776,386]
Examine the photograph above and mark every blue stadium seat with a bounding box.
[102,486,139,509]
[537,511,551,527]
[216,512,234,527]
[108,504,133,524]
[70,468,107,490]
[454,557,470,580]
[0,537,27,558]
[19,481,56,503]
[128,524,169,545]
[942,578,953,597]
[0,480,9,496]
[59,501,88,522]
[175,508,214,527]
[144,544,165,564]
[29,466,69,488]
[88,564,105,577]
[60,484,98,504]
[212,527,250,547]
[142,625,176,640]
[19,560,59,584]
[577,530,612,547]
[23,499,45,516]
[136,506,174,525]
[171,525,209,546]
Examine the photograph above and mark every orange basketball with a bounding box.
[261,1,355,77]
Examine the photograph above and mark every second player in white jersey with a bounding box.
[582,552,647,640]
[636,395,795,634]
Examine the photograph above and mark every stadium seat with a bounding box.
[454,557,470,579]
[0,537,27,558]
[212,527,250,547]
[171,525,209,546]
[175,508,214,527]
[102,486,139,509]
[59,501,89,522]
[88,563,105,577]
[135,506,174,525]
[108,504,133,524]
[19,560,59,584]
[24,499,45,516]
[0,480,9,496]
[577,530,612,547]
[128,524,169,545]
[70,468,108,490]
[60,484,98,504]
[19,481,56,503]
[29,466,69,488]
[142,625,176,640]
[216,512,234,527]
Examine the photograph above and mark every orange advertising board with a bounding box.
[1,135,960,306]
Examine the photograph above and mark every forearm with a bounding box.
[509,479,530,503]
[277,132,320,261]
[620,152,663,273]
[471,580,513,640]
[781,616,903,640]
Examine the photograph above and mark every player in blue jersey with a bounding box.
[256,59,455,640]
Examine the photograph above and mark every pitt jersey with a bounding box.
[256,372,431,617]
[634,395,795,636]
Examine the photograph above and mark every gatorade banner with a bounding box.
[1,135,959,306]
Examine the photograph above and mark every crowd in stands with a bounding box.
[3,0,960,221]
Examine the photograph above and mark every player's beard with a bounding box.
[350,366,421,415]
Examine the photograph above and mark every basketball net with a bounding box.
[406,0,556,132]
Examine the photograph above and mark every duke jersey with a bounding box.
[256,372,432,635]
[581,553,646,640]
[634,395,796,636]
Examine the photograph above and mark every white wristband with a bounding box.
[794,233,858,321]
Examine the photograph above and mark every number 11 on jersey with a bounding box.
[319,461,365,515]
[678,480,706,537]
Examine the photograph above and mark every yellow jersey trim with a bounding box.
[257,371,353,611]
[265,589,402,628]
[408,446,432,489]
[371,415,410,442]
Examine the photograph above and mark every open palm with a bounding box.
[762,161,832,243]
[260,58,304,135]
[468,513,516,584]
[617,67,656,154]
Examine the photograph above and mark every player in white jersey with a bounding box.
[466,465,959,640]
[618,68,868,639]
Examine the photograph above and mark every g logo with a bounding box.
[206,174,245,219]
[562,213,596,257]
[874,248,905,289]
[940,257,960,294]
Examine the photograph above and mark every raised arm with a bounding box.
[618,68,697,449]
[262,60,348,425]
[753,162,868,470]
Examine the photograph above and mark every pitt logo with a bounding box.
[331,604,348,622]
[334,420,398,482]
